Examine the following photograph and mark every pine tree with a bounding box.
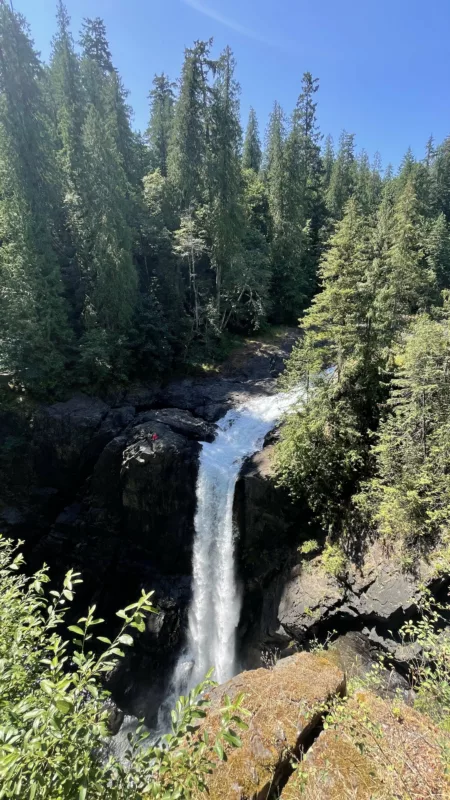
[362,311,450,550]
[264,101,286,230]
[207,45,244,324]
[79,101,138,381]
[355,150,382,215]
[375,180,435,346]
[322,134,334,191]
[49,0,87,328]
[242,107,262,172]
[168,40,213,208]
[427,212,450,292]
[79,17,113,72]
[0,2,71,389]
[147,73,175,176]
[326,130,356,220]
[430,137,450,221]
[286,197,375,385]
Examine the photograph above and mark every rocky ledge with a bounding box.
[190,651,449,799]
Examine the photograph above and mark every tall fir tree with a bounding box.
[207,45,244,324]
[147,73,175,176]
[49,0,87,328]
[168,40,213,208]
[326,130,357,220]
[242,107,262,172]
[0,2,71,389]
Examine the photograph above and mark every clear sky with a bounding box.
[12,0,450,169]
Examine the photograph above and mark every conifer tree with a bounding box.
[207,45,244,323]
[168,40,213,208]
[264,101,286,230]
[0,2,71,389]
[322,134,334,191]
[430,137,450,220]
[326,131,356,220]
[355,150,382,215]
[242,107,262,172]
[79,101,138,381]
[426,212,450,292]
[376,180,435,344]
[50,1,87,327]
[361,311,450,550]
[147,73,175,176]
[79,17,113,73]
[285,197,375,385]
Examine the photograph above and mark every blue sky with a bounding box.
[13,0,450,169]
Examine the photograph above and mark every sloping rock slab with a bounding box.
[196,653,345,799]
[133,408,216,442]
[281,690,450,799]
[276,558,345,641]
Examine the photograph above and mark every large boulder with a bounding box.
[196,653,345,800]
[276,558,345,643]
[120,420,201,573]
[132,408,216,442]
[281,689,450,799]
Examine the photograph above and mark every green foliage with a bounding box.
[321,542,347,578]
[0,536,247,799]
[242,107,262,172]
[147,74,175,176]
[401,592,450,730]
[358,309,450,556]
[275,383,365,534]
[298,539,320,555]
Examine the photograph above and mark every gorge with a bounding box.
[1,331,444,728]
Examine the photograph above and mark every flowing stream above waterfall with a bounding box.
[159,388,302,723]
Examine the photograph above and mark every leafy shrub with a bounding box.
[400,591,450,731]
[0,537,246,799]
[298,539,320,556]
[321,542,347,578]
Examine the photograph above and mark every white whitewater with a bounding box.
[160,387,301,721]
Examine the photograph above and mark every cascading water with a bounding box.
[160,387,301,720]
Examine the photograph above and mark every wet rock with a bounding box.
[103,700,125,736]
[90,434,128,510]
[197,652,345,799]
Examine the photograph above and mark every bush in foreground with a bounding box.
[0,537,246,799]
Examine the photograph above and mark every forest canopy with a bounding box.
[4,0,446,396]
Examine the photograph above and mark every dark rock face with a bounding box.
[32,394,111,490]
[233,438,450,680]
[121,421,200,573]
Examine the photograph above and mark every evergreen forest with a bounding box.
[3,1,450,797]
[1,0,450,609]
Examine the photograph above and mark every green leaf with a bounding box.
[68,625,84,636]
[55,699,73,715]
[214,740,224,760]
[118,634,134,647]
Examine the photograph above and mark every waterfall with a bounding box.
[160,388,301,719]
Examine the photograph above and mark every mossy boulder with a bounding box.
[281,689,450,799]
[196,652,345,799]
